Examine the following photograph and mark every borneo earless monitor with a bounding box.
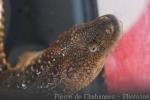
[0,0,122,95]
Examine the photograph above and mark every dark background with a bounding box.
[2,0,107,99]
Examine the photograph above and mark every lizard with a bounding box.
[0,0,122,95]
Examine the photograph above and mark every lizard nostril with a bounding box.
[106,24,114,34]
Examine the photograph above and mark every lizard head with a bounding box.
[1,15,121,95]
[52,14,122,94]
[78,14,122,57]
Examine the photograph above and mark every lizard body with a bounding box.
[0,0,122,95]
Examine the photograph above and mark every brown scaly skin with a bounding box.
[0,0,122,95]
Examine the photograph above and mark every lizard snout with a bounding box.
[98,14,122,40]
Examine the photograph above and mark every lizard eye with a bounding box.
[89,45,98,52]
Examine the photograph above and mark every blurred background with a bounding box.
[2,0,150,99]
[97,0,150,93]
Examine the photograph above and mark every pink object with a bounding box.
[105,1,150,93]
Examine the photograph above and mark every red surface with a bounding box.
[105,1,150,93]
